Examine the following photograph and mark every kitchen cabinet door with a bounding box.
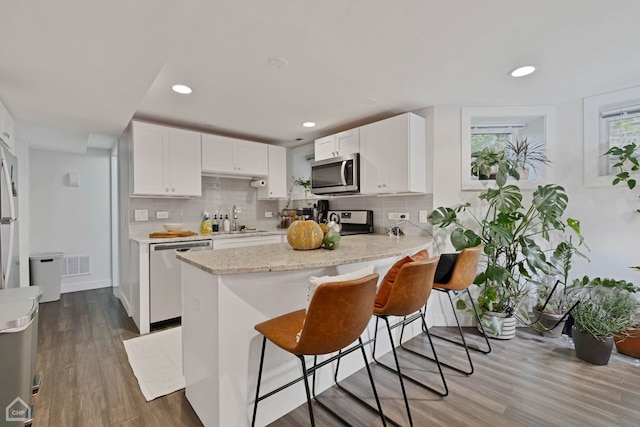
[0,100,16,153]
[131,121,168,195]
[258,145,287,199]
[202,134,268,176]
[167,127,202,196]
[131,121,202,197]
[359,113,426,195]
[201,134,235,174]
[234,140,268,176]
[314,128,360,161]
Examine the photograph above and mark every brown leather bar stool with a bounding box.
[370,257,447,427]
[251,273,387,427]
[424,245,491,375]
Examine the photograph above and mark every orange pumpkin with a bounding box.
[287,220,324,250]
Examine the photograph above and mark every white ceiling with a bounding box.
[1,0,639,153]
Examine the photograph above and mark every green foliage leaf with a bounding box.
[479,185,523,213]
[455,299,467,310]
[628,179,636,190]
[451,228,481,250]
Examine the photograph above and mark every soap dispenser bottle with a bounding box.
[201,210,213,234]
[212,214,219,232]
[223,214,231,232]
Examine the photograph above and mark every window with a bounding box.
[584,86,640,187]
[461,106,554,190]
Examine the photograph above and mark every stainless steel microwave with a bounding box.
[310,153,359,195]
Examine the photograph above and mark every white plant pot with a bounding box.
[478,311,517,340]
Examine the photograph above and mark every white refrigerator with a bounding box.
[0,145,19,290]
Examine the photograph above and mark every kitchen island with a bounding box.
[177,234,432,427]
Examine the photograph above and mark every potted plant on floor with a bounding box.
[570,279,638,365]
[429,147,584,339]
[506,136,551,180]
[615,308,640,358]
[530,240,587,338]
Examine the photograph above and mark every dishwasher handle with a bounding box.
[151,240,212,251]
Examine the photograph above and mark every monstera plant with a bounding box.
[429,147,584,337]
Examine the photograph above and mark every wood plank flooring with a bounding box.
[31,288,640,426]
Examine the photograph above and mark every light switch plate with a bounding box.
[156,210,169,219]
[264,211,273,218]
[419,210,429,223]
[134,209,148,221]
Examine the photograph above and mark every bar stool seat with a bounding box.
[251,273,387,427]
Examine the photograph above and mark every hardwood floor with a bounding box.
[32,288,640,426]
[32,288,202,427]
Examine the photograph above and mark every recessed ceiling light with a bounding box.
[172,84,192,94]
[268,57,289,69]
[302,121,316,128]
[510,65,536,77]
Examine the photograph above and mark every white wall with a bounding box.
[29,148,112,293]
[425,99,640,326]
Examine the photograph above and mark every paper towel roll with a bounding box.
[250,179,266,188]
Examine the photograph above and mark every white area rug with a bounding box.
[123,326,185,401]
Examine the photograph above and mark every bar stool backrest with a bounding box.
[296,273,379,356]
[375,258,439,317]
[437,245,483,291]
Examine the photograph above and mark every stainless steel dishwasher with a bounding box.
[149,239,212,323]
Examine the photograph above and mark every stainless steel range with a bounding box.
[327,210,374,235]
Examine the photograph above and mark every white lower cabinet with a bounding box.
[359,112,426,194]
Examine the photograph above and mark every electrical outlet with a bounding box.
[156,210,169,219]
[134,209,148,221]
[419,210,429,223]
[264,211,273,218]
[388,212,409,220]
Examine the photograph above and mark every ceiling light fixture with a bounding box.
[302,121,316,128]
[510,65,536,77]
[172,84,192,94]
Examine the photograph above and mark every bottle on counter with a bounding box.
[223,214,230,232]
[201,211,213,234]
[213,214,219,232]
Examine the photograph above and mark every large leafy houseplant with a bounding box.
[429,147,583,336]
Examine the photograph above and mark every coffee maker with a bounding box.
[317,200,329,223]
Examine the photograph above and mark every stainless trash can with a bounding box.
[0,286,43,396]
[0,299,38,426]
[29,252,63,303]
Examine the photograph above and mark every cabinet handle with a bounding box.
[165,188,169,192]
[172,188,175,192]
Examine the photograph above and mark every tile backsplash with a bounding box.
[129,176,433,237]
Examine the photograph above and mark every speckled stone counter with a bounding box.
[177,234,431,274]
[180,234,432,427]
[129,229,286,244]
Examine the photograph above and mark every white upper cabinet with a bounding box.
[258,145,287,199]
[314,128,360,161]
[201,134,268,177]
[359,112,426,195]
[0,100,16,153]
[131,121,202,197]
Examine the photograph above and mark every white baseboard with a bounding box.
[61,279,111,294]
[116,287,132,316]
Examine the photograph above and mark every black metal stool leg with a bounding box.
[383,316,414,427]
[251,336,267,427]
[298,356,316,427]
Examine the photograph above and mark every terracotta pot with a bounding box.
[478,311,516,340]
[532,309,566,339]
[572,326,613,365]
[614,329,640,358]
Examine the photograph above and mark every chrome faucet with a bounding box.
[232,205,239,231]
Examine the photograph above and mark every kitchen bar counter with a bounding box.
[177,234,431,274]
[179,234,432,426]
[129,229,286,244]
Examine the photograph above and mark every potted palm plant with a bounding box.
[506,136,551,180]
[570,280,638,365]
[429,147,583,338]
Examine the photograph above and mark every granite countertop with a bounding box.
[129,229,287,244]
[177,234,432,275]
